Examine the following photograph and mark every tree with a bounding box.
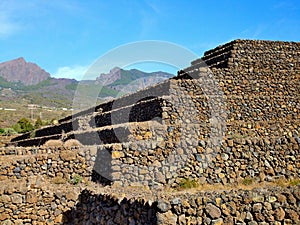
[15,117,34,133]
[12,123,22,133]
[34,116,43,129]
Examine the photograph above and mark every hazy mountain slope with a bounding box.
[96,67,173,94]
[0,58,174,108]
[0,58,174,127]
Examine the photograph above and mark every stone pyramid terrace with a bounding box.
[0,39,299,224]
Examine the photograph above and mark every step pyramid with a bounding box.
[10,39,300,187]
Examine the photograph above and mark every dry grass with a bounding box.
[43,139,64,147]
[289,179,300,186]
[63,139,82,148]
[52,176,67,184]
[273,177,300,187]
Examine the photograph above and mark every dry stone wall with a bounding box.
[1,39,300,224]
[0,181,299,224]
[0,178,82,224]
[0,146,95,182]
[87,63,299,187]
[155,186,300,225]
[7,40,300,188]
[96,133,299,187]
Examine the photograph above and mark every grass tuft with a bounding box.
[241,177,254,186]
[71,174,83,185]
[178,178,199,189]
[289,179,300,186]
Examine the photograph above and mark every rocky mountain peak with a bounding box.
[96,66,122,85]
[0,57,50,85]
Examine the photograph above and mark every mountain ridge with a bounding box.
[0,57,50,85]
[0,57,174,108]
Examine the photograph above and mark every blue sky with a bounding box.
[0,0,299,80]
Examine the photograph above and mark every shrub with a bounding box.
[274,177,287,187]
[14,117,34,133]
[178,178,199,189]
[34,116,43,129]
[1,128,18,136]
[51,119,59,125]
[63,139,82,148]
[12,123,22,133]
[43,139,64,147]
[242,177,254,186]
[272,177,299,187]
[30,130,36,138]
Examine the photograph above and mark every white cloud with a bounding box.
[53,65,89,80]
[0,16,19,37]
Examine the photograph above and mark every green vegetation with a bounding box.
[19,78,56,91]
[273,177,300,187]
[242,177,254,186]
[0,115,57,137]
[0,77,55,91]
[23,92,73,108]
[71,174,83,185]
[0,76,22,89]
[178,178,199,189]
[13,117,34,133]
[99,86,123,98]
[34,116,43,129]
[65,82,78,91]
[289,179,300,186]
[0,128,18,136]
[30,130,36,138]
[75,83,123,98]
[109,69,172,86]
[110,69,146,86]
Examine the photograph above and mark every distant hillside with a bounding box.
[0,76,77,108]
[0,57,50,85]
[96,67,173,94]
[0,58,174,126]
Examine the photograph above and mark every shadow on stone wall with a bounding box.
[91,146,113,185]
[62,189,158,225]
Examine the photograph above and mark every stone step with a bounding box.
[11,120,166,147]
[202,40,236,58]
[91,97,164,128]
[68,120,166,146]
[59,79,172,123]
[11,120,74,142]
[12,97,168,143]
[11,134,62,147]
[9,116,300,149]
[191,41,235,68]
[14,88,298,146]
[181,66,300,81]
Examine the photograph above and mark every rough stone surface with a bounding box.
[0,39,299,224]
[206,203,222,219]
